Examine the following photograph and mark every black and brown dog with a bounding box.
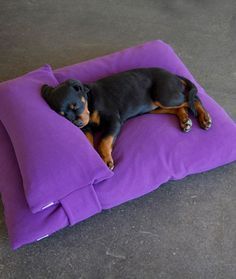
[42,68,212,170]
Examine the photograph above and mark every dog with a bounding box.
[41,67,212,170]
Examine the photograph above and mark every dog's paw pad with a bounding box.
[181,118,192,132]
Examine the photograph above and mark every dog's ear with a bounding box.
[67,79,90,95]
[83,84,90,95]
[41,85,53,101]
[67,79,82,91]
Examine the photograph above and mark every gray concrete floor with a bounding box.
[0,1,236,278]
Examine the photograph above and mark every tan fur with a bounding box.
[90,111,100,126]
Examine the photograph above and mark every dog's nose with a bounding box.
[76,119,84,127]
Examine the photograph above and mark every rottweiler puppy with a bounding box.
[42,68,212,170]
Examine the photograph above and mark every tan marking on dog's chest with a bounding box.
[84,131,94,146]
[90,111,100,125]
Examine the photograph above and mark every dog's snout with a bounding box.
[77,120,84,127]
[73,118,84,127]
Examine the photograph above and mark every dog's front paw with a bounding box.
[103,157,115,170]
[181,118,192,133]
[198,112,212,130]
[107,160,115,170]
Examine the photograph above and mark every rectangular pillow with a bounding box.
[0,119,104,249]
[0,40,235,249]
[0,65,113,214]
[54,39,236,209]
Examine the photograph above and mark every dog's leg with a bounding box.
[99,136,115,170]
[176,107,193,132]
[82,126,94,146]
[194,99,212,130]
[150,107,192,132]
[84,130,94,146]
[98,118,121,170]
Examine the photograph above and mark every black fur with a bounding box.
[41,67,198,137]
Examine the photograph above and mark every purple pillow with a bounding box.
[54,39,236,209]
[0,65,112,213]
[0,40,235,250]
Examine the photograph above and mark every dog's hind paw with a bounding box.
[198,113,212,130]
[181,118,192,133]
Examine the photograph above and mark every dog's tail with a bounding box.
[177,76,199,117]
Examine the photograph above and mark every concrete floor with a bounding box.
[0,0,236,278]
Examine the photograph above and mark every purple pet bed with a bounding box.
[0,40,235,249]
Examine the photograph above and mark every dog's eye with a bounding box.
[69,103,79,110]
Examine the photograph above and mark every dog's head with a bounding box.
[41,79,90,128]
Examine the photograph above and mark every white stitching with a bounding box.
[41,202,55,210]
[36,234,49,241]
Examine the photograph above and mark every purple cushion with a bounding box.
[0,40,236,249]
[0,65,113,214]
[0,66,112,249]
[54,40,236,209]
